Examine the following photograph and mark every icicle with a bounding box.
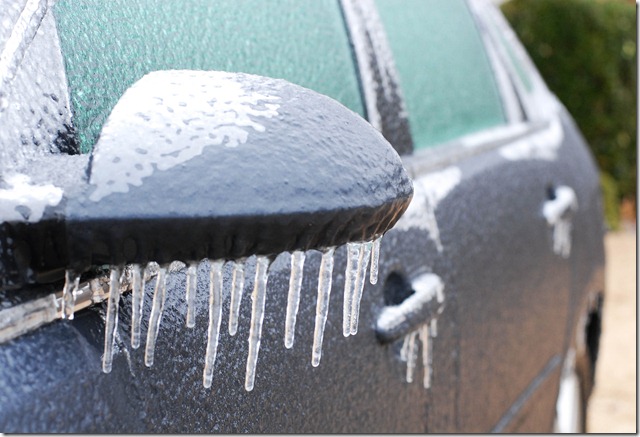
[405,330,418,383]
[245,256,270,392]
[343,243,360,337]
[311,248,335,367]
[419,324,431,389]
[145,267,167,367]
[203,260,224,388]
[400,333,410,362]
[430,318,438,338]
[185,262,198,328]
[228,260,245,336]
[130,264,143,349]
[284,251,306,349]
[102,267,121,373]
[350,241,372,335]
[61,270,80,320]
[369,236,382,285]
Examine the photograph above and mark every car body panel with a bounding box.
[0,0,605,433]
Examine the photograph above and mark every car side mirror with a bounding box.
[1,70,413,289]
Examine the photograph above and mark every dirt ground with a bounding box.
[586,227,637,433]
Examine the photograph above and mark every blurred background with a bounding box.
[499,0,636,432]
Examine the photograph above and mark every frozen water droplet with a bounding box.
[369,236,382,285]
[245,256,270,391]
[350,241,372,335]
[130,264,143,349]
[430,318,438,338]
[61,270,80,320]
[343,243,360,337]
[284,251,305,349]
[145,267,167,367]
[405,330,418,383]
[185,262,198,328]
[228,260,245,336]
[312,248,335,367]
[203,260,224,388]
[102,268,121,373]
[419,324,431,389]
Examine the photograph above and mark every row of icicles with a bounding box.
[60,237,382,391]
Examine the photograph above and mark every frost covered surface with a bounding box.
[88,70,281,201]
[392,166,461,252]
[0,173,63,223]
[0,0,73,169]
[500,117,564,161]
[376,273,444,340]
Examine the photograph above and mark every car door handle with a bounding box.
[543,186,578,225]
[375,273,444,343]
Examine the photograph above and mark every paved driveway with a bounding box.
[587,228,636,433]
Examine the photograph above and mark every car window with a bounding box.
[53,0,364,153]
[375,0,506,150]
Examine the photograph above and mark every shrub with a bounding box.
[501,0,636,225]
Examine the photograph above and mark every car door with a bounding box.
[370,0,579,432]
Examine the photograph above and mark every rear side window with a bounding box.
[376,0,506,150]
[53,0,364,153]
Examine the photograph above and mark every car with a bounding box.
[0,0,605,432]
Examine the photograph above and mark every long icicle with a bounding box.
[145,267,167,367]
[185,262,198,328]
[284,251,306,349]
[311,248,335,367]
[228,260,245,336]
[369,236,382,285]
[102,267,121,373]
[203,260,224,388]
[350,241,372,335]
[419,323,431,389]
[129,264,143,348]
[343,243,361,337]
[245,256,270,392]
[406,330,418,383]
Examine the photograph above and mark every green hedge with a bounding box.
[501,0,636,227]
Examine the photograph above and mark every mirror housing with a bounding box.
[1,70,413,288]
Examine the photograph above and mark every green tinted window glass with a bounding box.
[376,0,506,149]
[54,0,364,153]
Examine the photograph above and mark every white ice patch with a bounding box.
[500,117,564,161]
[89,70,281,201]
[460,123,529,149]
[392,167,461,252]
[0,173,63,223]
[543,186,578,258]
